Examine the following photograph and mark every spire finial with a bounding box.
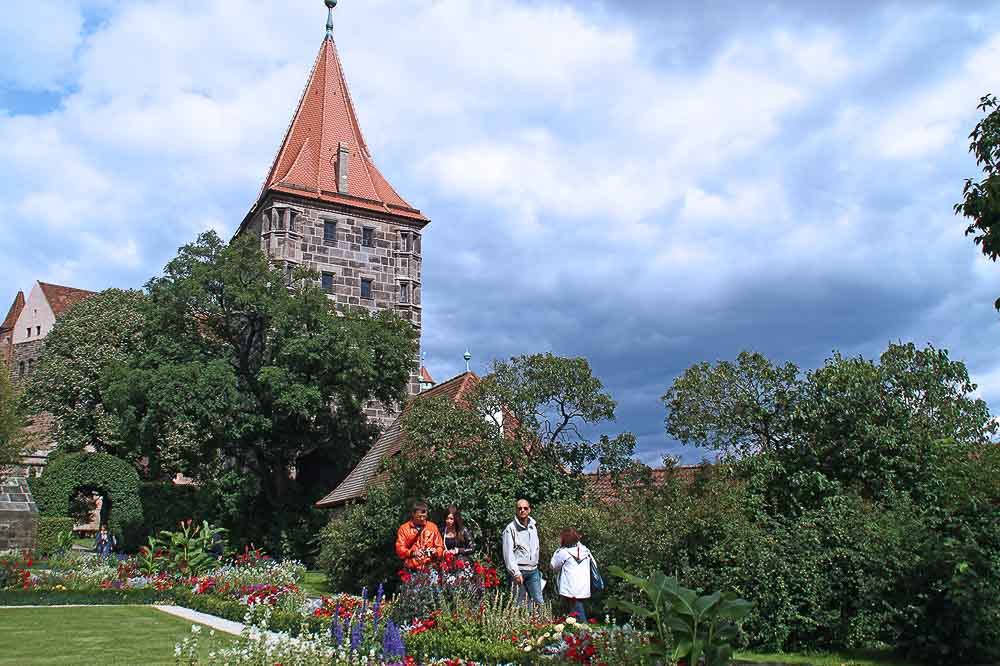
[463,349,472,373]
[325,0,337,37]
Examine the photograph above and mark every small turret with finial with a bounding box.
[463,349,472,373]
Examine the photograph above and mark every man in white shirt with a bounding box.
[502,498,543,605]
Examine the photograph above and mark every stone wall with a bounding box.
[10,338,45,387]
[0,476,38,552]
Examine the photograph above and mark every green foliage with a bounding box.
[317,488,404,593]
[0,587,166,606]
[955,93,1000,309]
[405,630,531,664]
[148,519,226,577]
[168,588,326,637]
[608,567,752,666]
[26,289,147,457]
[34,452,143,550]
[136,481,213,545]
[36,516,75,557]
[101,231,417,556]
[0,357,28,473]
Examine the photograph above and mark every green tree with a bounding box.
[0,359,28,474]
[955,94,1000,309]
[27,288,147,457]
[105,231,418,554]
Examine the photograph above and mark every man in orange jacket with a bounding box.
[396,500,444,569]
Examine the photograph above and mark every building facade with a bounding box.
[234,15,429,430]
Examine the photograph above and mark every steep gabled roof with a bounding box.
[38,282,96,318]
[0,291,25,333]
[316,372,479,508]
[254,33,428,225]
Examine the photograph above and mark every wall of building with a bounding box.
[12,283,55,345]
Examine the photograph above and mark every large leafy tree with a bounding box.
[0,359,28,474]
[663,342,996,513]
[956,94,1000,309]
[27,288,147,457]
[104,231,417,553]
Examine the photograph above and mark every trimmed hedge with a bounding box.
[36,516,75,556]
[0,587,165,606]
[136,482,213,544]
[168,589,326,636]
[35,452,143,551]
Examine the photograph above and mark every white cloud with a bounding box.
[0,0,85,91]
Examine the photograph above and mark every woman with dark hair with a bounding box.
[442,505,475,558]
[550,527,594,622]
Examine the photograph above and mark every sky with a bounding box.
[2,0,1000,465]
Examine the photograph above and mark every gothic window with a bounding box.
[322,272,334,293]
[324,220,337,242]
[400,231,412,252]
[362,227,374,247]
[414,234,421,254]
[360,278,373,300]
[399,282,410,304]
[274,210,284,231]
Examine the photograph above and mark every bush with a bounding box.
[317,488,405,594]
[404,630,530,664]
[168,589,326,636]
[35,517,75,557]
[136,482,213,544]
[0,587,165,606]
[35,452,143,551]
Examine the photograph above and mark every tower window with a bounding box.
[399,283,410,304]
[36,326,40,336]
[285,263,294,286]
[401,232,412,252]
[26,328,31,337]
[27,358,33,374]
[19,361,25,377]
[288,210,298,232]
[360,278,373,300]
[324,220,337,242]
[362,227,374,247]
[322,272,334,293]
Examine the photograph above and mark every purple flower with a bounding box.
[382,619,405,659]
[350,616,362,652]
[330,616,343,647]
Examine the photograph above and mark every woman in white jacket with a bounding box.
[550,527,593,622]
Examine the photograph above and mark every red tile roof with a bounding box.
[419,366,435,385]
[316,372,479,508]
[0,291,25,333]
[257,35,428,225]
[38,282,96,317]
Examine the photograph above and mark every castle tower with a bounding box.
[235,2,429,428]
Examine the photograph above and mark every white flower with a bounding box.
[524,645,533,652]
[174,645,182,656]
[554,623,565,633]
[191,624,201,634]
[566,616,578,625]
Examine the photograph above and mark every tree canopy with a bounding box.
[103,231,418,553]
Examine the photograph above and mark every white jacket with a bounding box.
[550,543,593,599]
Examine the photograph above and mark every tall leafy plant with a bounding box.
[608,565,752,666]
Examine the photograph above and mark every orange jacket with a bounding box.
[395,520,444,569]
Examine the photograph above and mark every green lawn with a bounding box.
[0,606,230,665]
[737,649,916,666]
[301,569,332,597]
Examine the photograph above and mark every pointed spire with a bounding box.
[252,1,428,224]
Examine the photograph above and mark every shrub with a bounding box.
[404,630,531,664]
[35,516,75,557]
[34,452,143,551]
[0,587,164,606]
[136,482,213,544]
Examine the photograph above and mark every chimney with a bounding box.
[337,142,350,194]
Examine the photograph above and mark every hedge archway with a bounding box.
[36,452,143,549]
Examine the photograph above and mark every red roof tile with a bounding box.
[0,291,25,333]
[258,35,428,224]
[584,465,706,503]
[419,366,435,385]
[316,372,478,508]
[38,282,96,318]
